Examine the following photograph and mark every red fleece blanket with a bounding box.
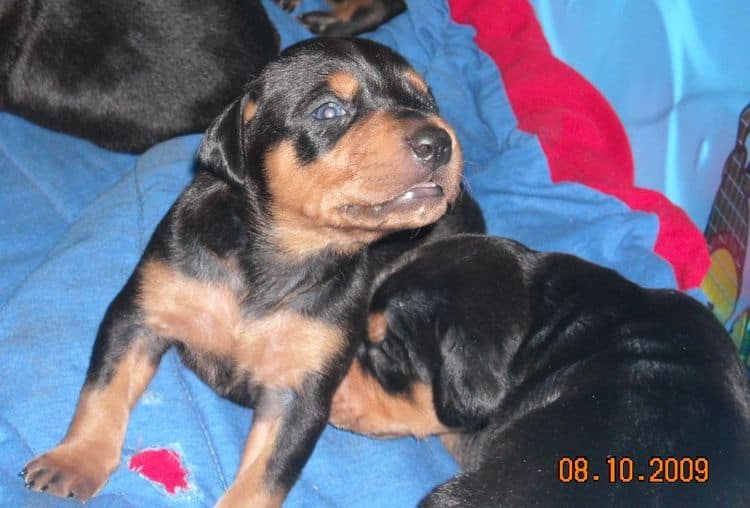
[449,0,710,289]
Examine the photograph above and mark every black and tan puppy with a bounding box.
[19,38,482,506]
[333,235,750,507]
[0,0,279,152]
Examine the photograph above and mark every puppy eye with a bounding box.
[313,101,347,120]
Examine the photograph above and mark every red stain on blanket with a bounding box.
[129,448,189,494]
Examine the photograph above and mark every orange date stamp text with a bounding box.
[558,456,709,484]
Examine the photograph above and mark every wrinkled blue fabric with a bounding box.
[0,0,676,506]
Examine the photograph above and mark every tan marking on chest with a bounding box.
[235,310,345,389]
[138,260,345,390]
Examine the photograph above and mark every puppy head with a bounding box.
[197,38,463,257]
[361,236,528,430]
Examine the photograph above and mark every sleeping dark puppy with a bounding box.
[332,234,750,507]
[19,37,484,506]
[0,0,279,152]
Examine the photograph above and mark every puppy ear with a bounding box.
[197,91,257,187]
[433,323,504,430]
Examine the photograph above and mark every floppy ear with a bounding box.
[197,91,257,188]
[433,323,505,430]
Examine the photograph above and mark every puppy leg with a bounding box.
[215,411,285,507]
[300,0,406,37]
[21,282,164,501]
[330,361,447,438]
[216,385,332,508]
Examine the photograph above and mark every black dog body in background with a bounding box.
[0,0,279,152]
[334,234,750,507]
[0,0,406,152]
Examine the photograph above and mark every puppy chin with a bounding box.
[336,165,463,233]
[385,199,450,230]
[336,195,449,232]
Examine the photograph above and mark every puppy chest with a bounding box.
[138,260,345,388]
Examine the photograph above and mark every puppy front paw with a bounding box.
[21,442,118,501]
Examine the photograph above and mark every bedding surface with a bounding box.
[532,0,750,228]
[0,0,676,506]
[450,0,709,290]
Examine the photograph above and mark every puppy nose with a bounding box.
[408,126,452,169]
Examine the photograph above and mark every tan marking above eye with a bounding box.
[243,100,257,124]
[138,260,345,390]
[368,312,388,343]
[327,71,360,101]
[138,260,244,354]
[405,69,429,95]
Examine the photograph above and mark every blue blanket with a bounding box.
[0,1,677,506]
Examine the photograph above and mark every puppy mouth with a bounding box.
[342,181,444,214]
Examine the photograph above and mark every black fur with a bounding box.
[363,234,750,507]
[0,0,279,152]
